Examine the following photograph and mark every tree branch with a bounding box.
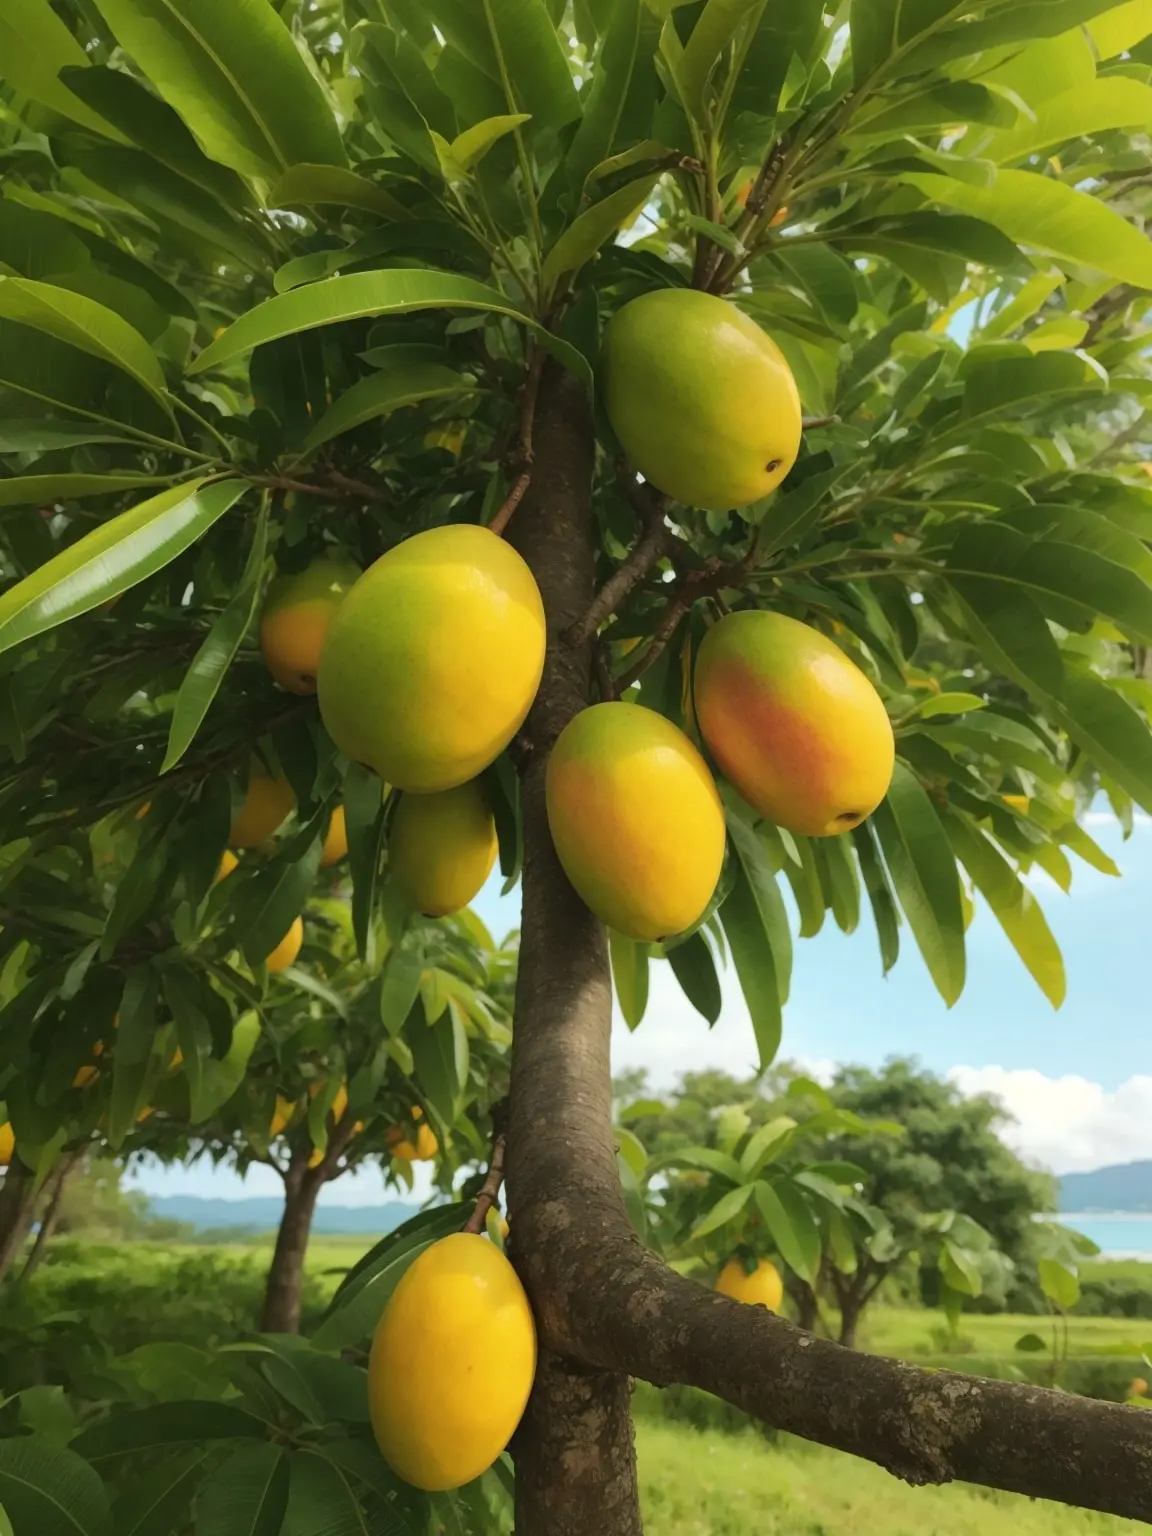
[489,472,532,537]
[564,483,672,648]
[464,1133,507,1234]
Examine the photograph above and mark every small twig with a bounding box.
[615,543,758,691]
[594,643,616,703]
[326,469,390,505]
[565,489,673,647]
[489,472,532,537]
[802,414,840,430]
[464,1133,507,1234]
[518,347,546,466]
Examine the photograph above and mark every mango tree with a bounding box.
[1,0,1152,1532]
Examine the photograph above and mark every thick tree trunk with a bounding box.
[0,1158,38,1286]
[838,1301,862,1351]
[260,1159,322,1333]
[17,1151,81,1285]
[507,361,642,1535]
[790,1279,820,1334]
[503,358,1152,1530]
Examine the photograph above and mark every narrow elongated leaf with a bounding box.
[720,849,782,1069]
[564,0,649,195]
[0,277,167,404]
[679,0,763,119]
[428,0,581,130]
[281,1452,367,1536]
[326,1203,469,1316]
[726,812,792,1003]
[950,577,1065,701]
[73,1403,267,1462]
[345,764,388,965]
[1057,675,1152,815]
[753,1179,819,1283]
[740,1115,798,1177]
[610,931,650,1029]
[666,931,722,1024]
[852,821,900,975]
[542,172,661,286]
[237,829,324,970]
[189,270,591,391]
[0,479,246,657]
[903,171,1152,290]
[0,475,167,509]
[194,1444,289,1536]
[651,1145,744,1183]
[114,1449,213,1536]
[91,0,345,182]
[944,811,1065,1007]
[269,165,409,221]
[451,114,532,170]
[378,949,423,1036]
[872,765,966,1006]
[1038,1256,1081,1310]
[303,365,473,452]
[163,503,267,772]
[0,1439,111,1536]
[0,0,124,139]
[108,968,158,1151]
[985,78,1152,164]
[691,1180,755,1239]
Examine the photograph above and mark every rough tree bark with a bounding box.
[260,1151,324,1333]
[506,362,1152,1533]
[0,1157,38,1286]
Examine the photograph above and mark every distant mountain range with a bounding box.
[146,1195,418,1234]
[1059,1161,1152,1213]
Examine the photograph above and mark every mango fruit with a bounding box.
[265,916,303,974]
[309,1080,348,1123]
[0,1122,12,1167]
[717,1255,783,1310]
[694,611,894,837]
[317,525,545,793]
[601,289,801,512]
[230,769,294,848]
[270,1095,297,1138]
[320,805,348,867]
[215,849,239,884]
[259,558,360,694]
[389,782,497,917]
[369,1232,536,1490]
[386,1106,438,1163]
[546,702,725,942]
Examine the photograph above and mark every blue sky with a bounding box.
[130,809,1152,1202]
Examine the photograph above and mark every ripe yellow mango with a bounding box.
[320,805,348,867]
[230,769,294,848]
[269,1095,297,1138]
[259,558,360,695]
[0,1122,14,1167]
[265,916,303,973]
[601,289,801,512]
[317,526,545,793]
[717,1255,783,1310]
[369,1233,536,1490]
[695,611,894,837]
[389,781,497,917]
[386,1106,438,1162]
[546,702,725,942]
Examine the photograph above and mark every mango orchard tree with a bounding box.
[2,0,1152,1531]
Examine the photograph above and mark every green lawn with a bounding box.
[635,1423,1143,1536]
[860,1306,1150,1360]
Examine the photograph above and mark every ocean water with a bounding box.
[1060,1213,1152,1257]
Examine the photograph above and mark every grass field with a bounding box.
[859,1306,1150,1359]
[635,1423,1142,1536]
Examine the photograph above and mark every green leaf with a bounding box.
[903,693,987,722]
[944,811,1065,1008]
[1057,675,1152,816]
[108,968,159,1151]
[320,1203,469,1347]
[451,114,532,170]
[902,171,1152,290]
[0,1438,112,1536]
[652,1145,744,1183]
[753,1179,820,1284]
[0,277,167,405]
[1038,1256,1081,1310]
[739,1115,798,1177]
[871,764,966,1006]
[237,827,324,970]
[0,475,168,510]
[564,0,651,196]
[345,765,388,966]
[72,1403,267,1463]
[666,931,722,1024]
[280,1452,369,1536]
[303,364,473,453]
[610,931,650,1029]
[720,837,783,1070]
[679,0,764,120]
[691,1180,755,1240]
[162,499,268,771]
[378,949,423,1036]
[940,1240,984,1298]
[1015,1331,1049,1352]
[409,1001,468,1125]
[986,78,1152,164]
[0,479,246,657]
[430,0,581,131]
[543,172,662,287]
[268,165,409,222]
[726,811,792,1003]
[950,577,1065,700]
[114,1450,214,1536]
[189,270,591,393]
[90,0,345,182]
[0,0,125,140]
[194,1445,288,1536]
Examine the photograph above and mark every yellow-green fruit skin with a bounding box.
[259,559,361,694]
[546,702,725,943]
[0,1122,13,1168]
[230,771,294,848]
[695,611,894,838]
[717,1256,783,1310]
[368,1232,536,1491]
[317,526,545,793]
[601,290,802,512]
[389,782,497,917]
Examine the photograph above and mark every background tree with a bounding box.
[0,0,1152,1532]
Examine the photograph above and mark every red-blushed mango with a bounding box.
[389,781,497,917]
[259,558,360,694]
[546,702,725,943]
[369,1232,536,1490]
[386,1105,439,1162]
[317,526,545,793]
[695,611,894,837]
[601,289,801,512]
[265,916,303,973]
[320,805,348,867]
[230,768,294,847]
[717,1255,783,1310]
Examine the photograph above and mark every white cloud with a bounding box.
[948,1065,1152,1176]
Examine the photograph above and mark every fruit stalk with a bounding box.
[462,1132,506,1236]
